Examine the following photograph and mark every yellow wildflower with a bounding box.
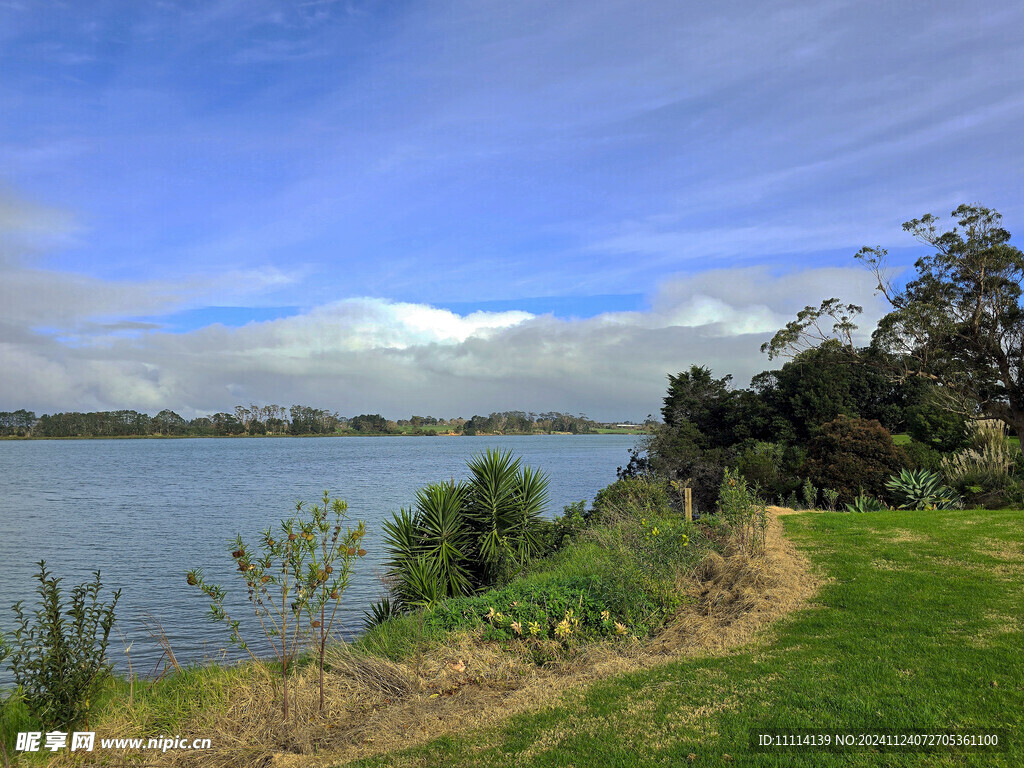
[614,621,628,636]
[600,610,610,622]
[528,621,541,636]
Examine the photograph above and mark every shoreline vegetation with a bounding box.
[0,407,650,440]
[0,464,781,767]
[0,429,647,441]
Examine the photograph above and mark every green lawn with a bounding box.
[346,508,1024,767]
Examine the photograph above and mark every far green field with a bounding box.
[348,508,1024,767]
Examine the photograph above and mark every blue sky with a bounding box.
[1,0,1022,419]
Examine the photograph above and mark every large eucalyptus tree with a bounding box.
[763,204,1024,443]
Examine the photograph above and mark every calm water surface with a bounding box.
[0,435,636,686]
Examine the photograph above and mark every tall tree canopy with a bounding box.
[764,204,1024,442]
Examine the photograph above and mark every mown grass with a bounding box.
[344,508,1024,767]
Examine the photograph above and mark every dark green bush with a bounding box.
[537,500,589,555]
[804,416,905,505]
[900,440,943,472]
[905,393,969,453]
[734,441,801,500]
[6,562,120,730]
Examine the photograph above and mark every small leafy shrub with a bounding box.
[821,488,840,511]
[189,493,366,718]
[538,500,589,555]
[6,562,120,730]
[804,416,905,505]
[801,478,818,510]
[844,494,890,513]
[591,476,670,524]
[717,469,767,553]
[885,469,961,510]
[1001,479,1024,510]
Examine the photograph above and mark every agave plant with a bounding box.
[885,468,961,510]
[844,494,890,513]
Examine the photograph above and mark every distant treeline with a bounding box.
[0,406,611,438]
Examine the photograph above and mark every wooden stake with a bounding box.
[684,487,692,522]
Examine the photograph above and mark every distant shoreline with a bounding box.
[0,431,648,441]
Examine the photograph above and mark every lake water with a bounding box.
[0,435,636,687]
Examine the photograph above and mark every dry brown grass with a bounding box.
[62,510,819,768]
[974,538,1024,561]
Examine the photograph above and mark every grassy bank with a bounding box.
[8,505,1020,766]
[1,477,729,766]
[345,508,1024,767]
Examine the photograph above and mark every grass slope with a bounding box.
[346,509,1024,767]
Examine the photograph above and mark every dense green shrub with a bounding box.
[804,416,905,505]
[905,391,970,453]
[717,469,767,553]
[591,476,670,523]
[6,562,120,730]
[537,500,589,555]
[734,441,802,500]
[900,440,943,472]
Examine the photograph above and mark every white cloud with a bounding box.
[0,265,892,420]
